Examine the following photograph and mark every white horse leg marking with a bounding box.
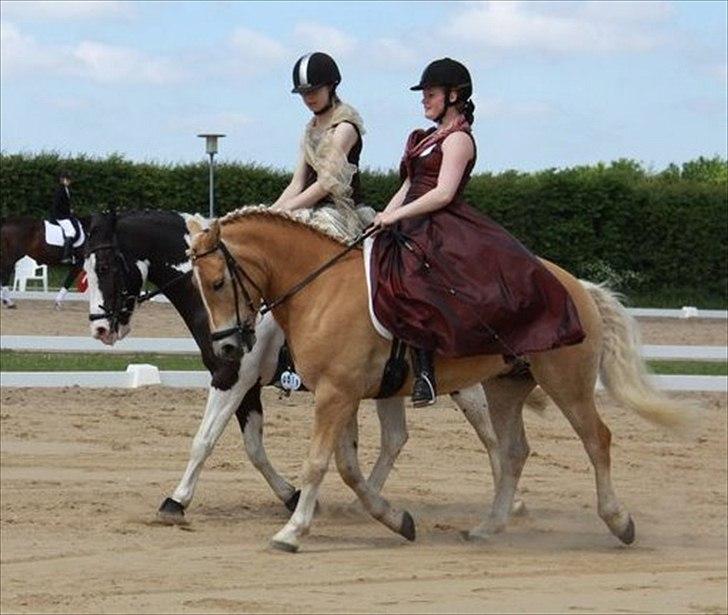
[170,313,286,508]
[242,404,296,504]
[367,397,408,493]
[171,384,247,508]
[1,286,15,307]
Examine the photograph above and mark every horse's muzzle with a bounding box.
[211,324,256,361]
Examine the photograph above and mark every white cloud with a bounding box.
[229,26,288,64]
[369,38,418,69]
[293,21,357,58]
[0,0,133,21]
[0,22,183,84]
[442,1,668,54]
[1,21,60,74]
[70,41,184,84]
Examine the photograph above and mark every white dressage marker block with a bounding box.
[126,364,161,387]
[681,306,699,319]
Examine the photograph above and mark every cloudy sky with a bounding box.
[1,0,726,173]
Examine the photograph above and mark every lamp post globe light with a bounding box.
[197,133,225,218]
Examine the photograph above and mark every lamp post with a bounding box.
[197,133,225,218]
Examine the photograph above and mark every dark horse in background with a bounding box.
[0,215,89,308]
[85,209,510,524]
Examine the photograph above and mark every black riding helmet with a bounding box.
[410,57,472,97]
[291,52,341,94]
[411,58,472,122]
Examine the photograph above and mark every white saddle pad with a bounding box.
[362,236,393,340]
[44,220,85,248]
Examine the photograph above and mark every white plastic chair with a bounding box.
[12,256,49,292]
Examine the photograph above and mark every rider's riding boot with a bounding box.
[410,347,437,407]
[61,237,74,264]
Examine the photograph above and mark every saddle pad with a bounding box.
[44,220,85,248]
[362,236,393,341]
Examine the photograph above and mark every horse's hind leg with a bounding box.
[532,360,635,544]
[333,415,416,540]
[465,377,534,540]
[451,384,527,516]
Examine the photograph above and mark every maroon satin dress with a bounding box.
[371,128,585,358]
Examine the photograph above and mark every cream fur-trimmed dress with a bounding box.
[290,102,375,242]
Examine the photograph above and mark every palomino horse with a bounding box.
[188,206,693,553]
[0,215,87,307]
[85,210,517,521]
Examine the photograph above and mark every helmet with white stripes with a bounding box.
[291,52,341,94]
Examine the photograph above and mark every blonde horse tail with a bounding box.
[582,280,698,433]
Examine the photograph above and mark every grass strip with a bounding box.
[0,350,205,372]
[0,350,726,376]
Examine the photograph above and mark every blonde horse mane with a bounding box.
[219,206,351,247]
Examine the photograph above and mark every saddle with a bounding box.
[44,219,85,248]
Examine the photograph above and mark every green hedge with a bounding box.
[1,151,726,304]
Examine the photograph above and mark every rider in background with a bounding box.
[271,51,373,241]
[50,170,83,309]
[50,170,81,265]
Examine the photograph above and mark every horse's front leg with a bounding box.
[335,414,416,541]
[270,384,360,553]
[158,381,252,522]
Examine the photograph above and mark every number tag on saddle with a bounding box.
[280,370,302,391]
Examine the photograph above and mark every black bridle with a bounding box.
[191,239,261,352]
[87,240,191,333]
[191,225,377,352]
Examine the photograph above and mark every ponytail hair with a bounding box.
[460,99,475,125]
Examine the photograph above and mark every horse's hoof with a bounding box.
[461,529,488,542]
[157,497,186,524]
[284,490,301,512]
[270,539,299,553]
[618,515,636,545]
[511,499,528,516]
[3,302,16,309]
[399,511,416,542]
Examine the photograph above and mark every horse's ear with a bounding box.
[208,219,221,244]
[185,216,205,237]
[108,206,117,229]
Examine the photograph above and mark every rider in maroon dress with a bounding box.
[371,58,585,407]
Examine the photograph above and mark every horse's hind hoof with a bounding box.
[284,490,301,512]
[618,515,636,545]
[399,511,416,542]
[157,497,186,524]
